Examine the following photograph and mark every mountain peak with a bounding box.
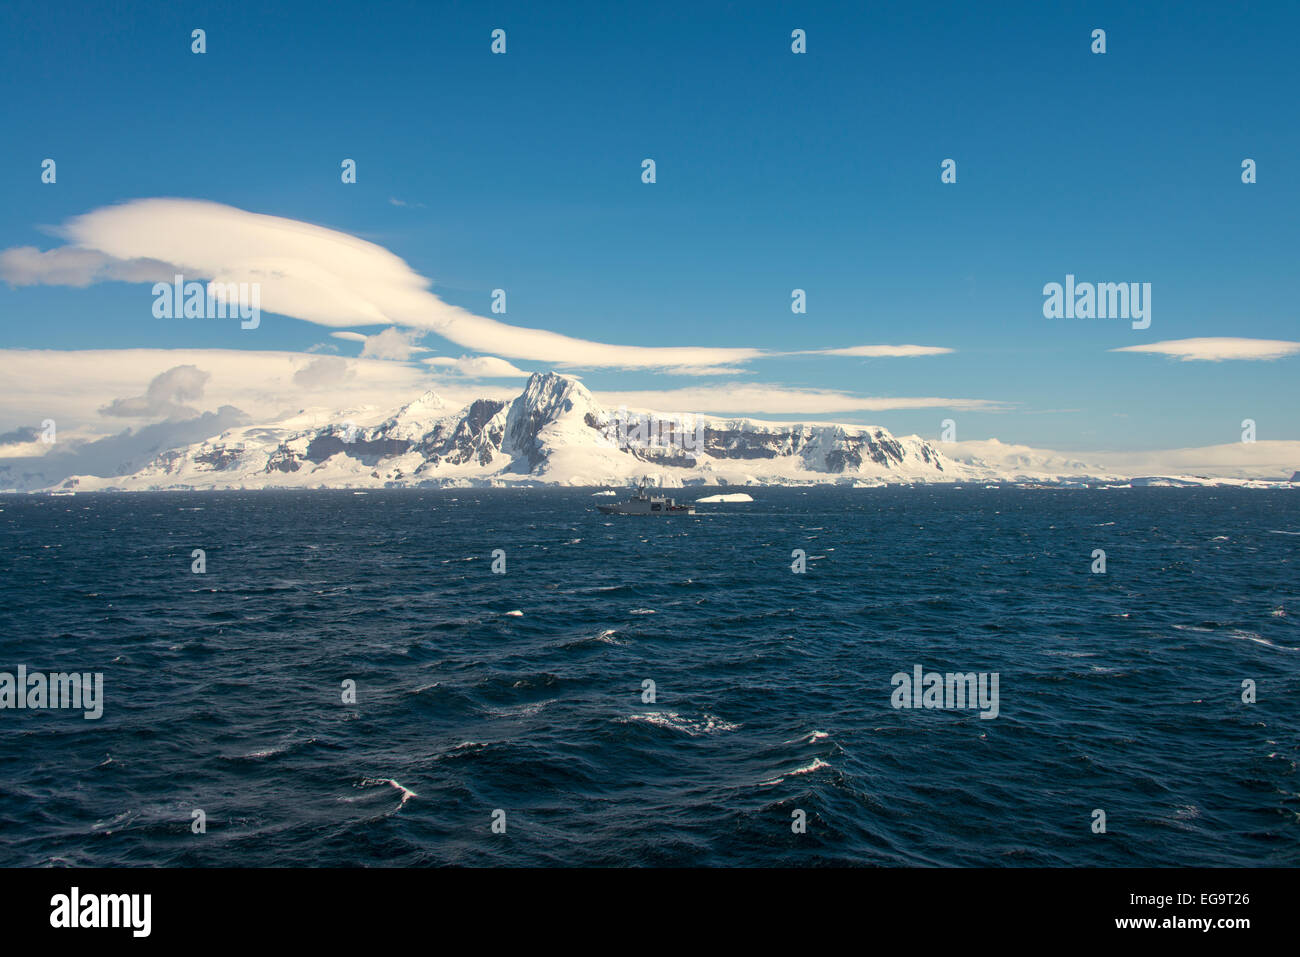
[400,388,447,412]
[521,371,589,402]
[381,388,450,440]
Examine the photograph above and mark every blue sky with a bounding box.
[1,0,1297,452]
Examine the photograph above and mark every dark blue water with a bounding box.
[1,488,1296,866]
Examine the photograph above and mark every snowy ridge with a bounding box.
[20,372,1299,492]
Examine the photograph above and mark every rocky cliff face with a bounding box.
[42,372,964,490]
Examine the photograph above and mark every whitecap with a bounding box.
[1227,630,1298,651]
[760,757,831,787]
[783,730,830,744]
[789,757,831,776]
[484,700,552,719]
[359,777,417,808]
[619,711,740,736]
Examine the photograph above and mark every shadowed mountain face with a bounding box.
[29,372,963,491]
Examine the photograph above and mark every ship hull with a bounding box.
[597,504,695,515]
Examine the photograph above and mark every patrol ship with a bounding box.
[597,485,695,516]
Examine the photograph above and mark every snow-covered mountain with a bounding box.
[14,372,1298,492]
[34,373,964,491]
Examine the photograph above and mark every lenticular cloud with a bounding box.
[54,198,764,370]
[1,198,956,372]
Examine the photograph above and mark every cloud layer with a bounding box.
[0,199,957,373]
[1112,337,1300,362]
[597,384,1003,416]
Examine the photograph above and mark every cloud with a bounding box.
[3,407,251,487]
[15,198,762,369]
[0,245,177,287]
[594,384,1003,416]
[0,348,993,453]
[945,437,1300,481]
[326,327,429,360]
[1088,440,1300,477]
[0,348,489,440]
[1112,338,1300,362]
[0,425,41,445]
[358,327,428,360]
[794,344,954,358]
[293,356,356,389]
[2,199,955,372]
[424,355,532,378]
[0,425,44,457]
[99,364,211,419]
[653,365,748,376]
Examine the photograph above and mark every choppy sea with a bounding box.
[1,487,1296,866]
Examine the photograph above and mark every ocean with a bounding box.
[1,487,1296,866]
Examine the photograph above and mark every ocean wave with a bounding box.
[760,757,832,787]
[1226,630,1298,651]
[783,730,831,745]
[617,711,740,736]
[482,699,553,719]
[356,777,417,809]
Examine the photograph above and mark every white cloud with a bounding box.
[1112,338,1300,362]
[358,327,428,360]
[100,364,211,419]
[293,355,355,389]
[794,344,954,358]
[330,327,430,361]
[424,355,532,378]
[0,349,994,442]
[2,408,251,486]
[946,437,1300,480]
[7,199,760,370]
[0,245,176,287]
[1,199,957,372]
[594,384,1002,416]
[0,348,477,437]
[1090,440,1300,476]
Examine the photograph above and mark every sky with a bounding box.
[1,0,1297,458]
